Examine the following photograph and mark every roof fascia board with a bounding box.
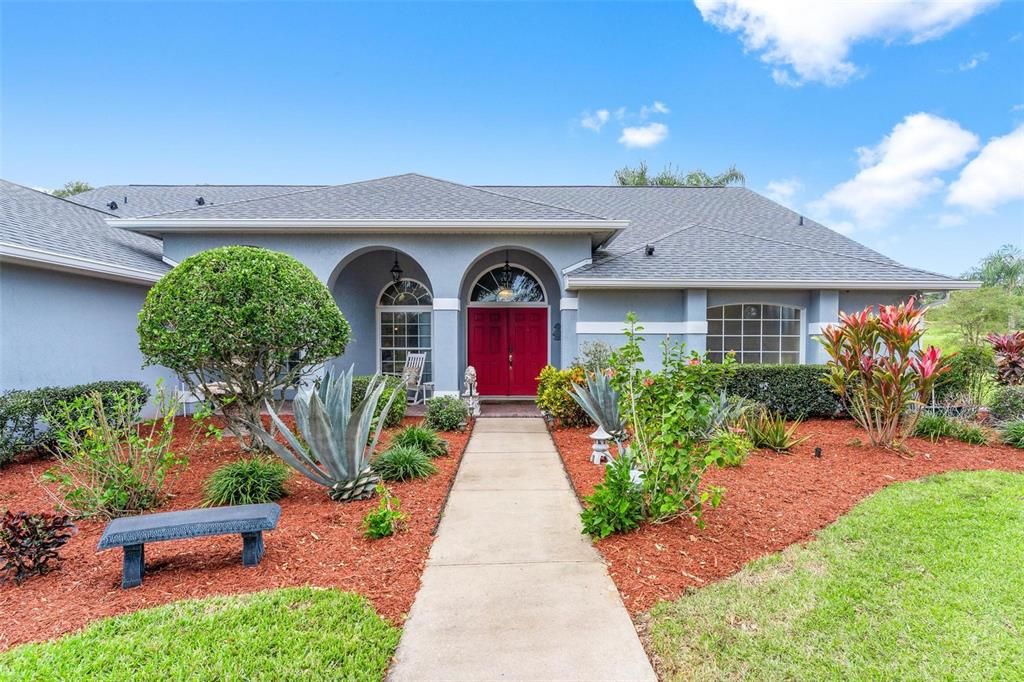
[110,218,627,232]
[566,277,980,291]
[0,242,163,285]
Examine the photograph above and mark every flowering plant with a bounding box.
[987,330,1024,386]
[818,297,950,449]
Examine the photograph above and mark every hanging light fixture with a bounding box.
[496,251,515,302]
[389,251,403,284]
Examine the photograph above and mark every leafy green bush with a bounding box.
[934,345,994,405]
[1,510,75,584]
[390,425,448,458]
[425,395,467,431]
[954,422,989,445]
[202,457,290,507]
[351,374,407,428]
[725,365,844,420]
[536,365,590,427]
[990,385,1024,421]
[372,445,436,482]
[0,381,150,466]
[709,430,754,467]
[580,455,644,539]
[913,413,988,445]
[362,485,407,539]
[138,246,350,446]
[42,383,185,518]
[1000,421,1024,448]
[740,409,808,452]
[576,341,613,373]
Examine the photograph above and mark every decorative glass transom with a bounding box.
[706,304,802,365]
[471,266,545,303]
[379,280,432,306]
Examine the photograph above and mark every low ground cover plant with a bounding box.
[252,366,400,502]
[819,298,949,449]
[373,445,437,482]
[0,510,75,585]
[725,365,843,420]
[579,454,644,538]
[914,413,989,445]
[536,365,590,427]
[362,485,408,539]
[424,395,467,431]
[1001,420,1024,448]
[43,382,185,518]
[390,425,448,457]
[0,587,401,679]
[202,457,290,507]
[646,471,1024,681]
[0,380,149,466]
[740,409,808,453]
[352,374,407,428]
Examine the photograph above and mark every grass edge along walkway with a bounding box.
[648,470,1024,682]
[0,587,400,682]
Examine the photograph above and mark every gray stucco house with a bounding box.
[1,174,974,399]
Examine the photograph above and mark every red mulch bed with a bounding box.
[550,419,1024,615]
[0,415,471,650]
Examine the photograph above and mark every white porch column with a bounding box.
[432,298,461,396]
[559,296,578,369]
[807,289,839,364]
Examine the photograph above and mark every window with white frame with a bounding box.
[378,280,432,381]
[706,304,802,365]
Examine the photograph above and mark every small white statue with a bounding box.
[462,365,480,416]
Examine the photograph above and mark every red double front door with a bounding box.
[468,307,548,396]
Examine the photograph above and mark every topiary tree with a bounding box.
[138,246,351,446]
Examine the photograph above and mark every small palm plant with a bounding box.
[251,366,401,501]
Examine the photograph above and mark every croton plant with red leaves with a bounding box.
[818,297,951,450]
[987,330,1024,386]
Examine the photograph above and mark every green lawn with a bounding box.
[0,587,400,682]
[648,470,1024,681]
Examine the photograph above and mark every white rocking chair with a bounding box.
[398,352,431,405]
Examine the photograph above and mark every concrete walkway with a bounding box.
[389,418,656,681]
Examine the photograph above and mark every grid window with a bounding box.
[378,280,432,382]
[706,304,802,365]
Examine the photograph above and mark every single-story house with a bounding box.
[1,174,975,399]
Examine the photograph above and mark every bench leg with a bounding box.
[241,531,264,567]
[122,544,144,588]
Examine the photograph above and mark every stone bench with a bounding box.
[97,503,281,588]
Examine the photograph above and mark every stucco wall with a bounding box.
[0,264,175,399]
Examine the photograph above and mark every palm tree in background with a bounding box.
[614,162,745,187]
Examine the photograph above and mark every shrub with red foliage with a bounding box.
[0,511,76,585]
[988,330,1024,386]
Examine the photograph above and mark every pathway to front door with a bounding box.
[388,418,656,681]
[468,307,548,396]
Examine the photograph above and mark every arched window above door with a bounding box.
[379,279,432,306]
[470,265,545,303]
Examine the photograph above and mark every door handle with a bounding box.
[508,351,513,368]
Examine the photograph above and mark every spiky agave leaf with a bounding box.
[568,371,626,441]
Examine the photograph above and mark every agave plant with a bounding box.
[568,369,627,445]
[251,366,401,501]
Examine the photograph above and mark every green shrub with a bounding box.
[0,381,150,466]
[42,383,185,518]
[536,365,590,427]
[913,413,988,445]
[138,246,350,446]
[362,485,407,539]
[934,345,994,404]
[740,409,808,452]
[351,374,407,428]
[425,395,467,431]
[202,457,290,506]
[580,454,644,539]
[990,385,1024,421]
[390,425,448,457]
[709,430,754,467]
[576,341,613,373]
[372,445,436,482]
[1000,420,1024,448]
[726,365,844,420]
[953,422,988,445]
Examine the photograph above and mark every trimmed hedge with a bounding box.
[0,381,151,466]
[725,365,844,420]
[351,375,407,428]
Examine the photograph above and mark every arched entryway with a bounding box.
[464,253,554,397]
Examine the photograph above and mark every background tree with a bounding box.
[614,162,745,187]
[963,244,1024,292]
[927,288,1024,349]
[50,181,93,198]
[138,246,351,447]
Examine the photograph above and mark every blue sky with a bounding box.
[2,1,1022,277]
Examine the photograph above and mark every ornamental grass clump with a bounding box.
[202,457,290,507]
[390,425,448,458]
[739,408,808,453]
[1001,420,1024,448]
[372,445,437,482]
[819,298,950,450]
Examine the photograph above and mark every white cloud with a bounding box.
[764,178,802,205]
[580,109,611,132]
[958,51,989,71]
[618,122,669,148]
[937,213,967,228]
[947,125,1024,211]
[640,101,670,118]
[1011,103,1024,112]
[694,0,998,86]
[813,113,979,226]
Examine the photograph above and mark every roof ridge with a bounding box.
[465,182,610,220]
[699,224,959,280]
[478,184,736,189]
[1,179,120,218]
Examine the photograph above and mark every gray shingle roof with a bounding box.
[0,179,166,275]
[71,184,324,218]
[134,174,604,221]
[482,186,962,285]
